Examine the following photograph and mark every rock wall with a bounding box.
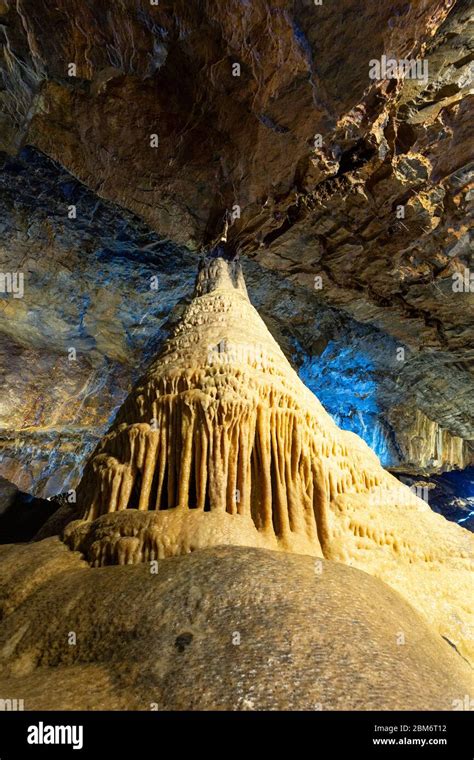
[1,149,471,500]
[1,0,471,369]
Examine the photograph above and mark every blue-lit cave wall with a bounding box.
[0,146,472,530]
[298,342,400,467]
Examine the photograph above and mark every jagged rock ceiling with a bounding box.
[0,0,472,498]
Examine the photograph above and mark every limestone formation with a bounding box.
[0,542,472,711]
[1,0,472,715]
[63,255,474,663]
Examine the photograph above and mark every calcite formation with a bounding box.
[0,543,472,711]
[64,255,474,663]
[1,1,473,486]
[67,254,327,559]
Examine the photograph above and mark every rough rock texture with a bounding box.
[0,542,472,711]
[0,0,473,489]
[61,257,474,664]
[0,1,472,716]
[0,148,472,508]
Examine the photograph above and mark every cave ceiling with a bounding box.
[0,0,472,496]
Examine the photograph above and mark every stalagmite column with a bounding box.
[63,252,474,664]
[68,251,328,560]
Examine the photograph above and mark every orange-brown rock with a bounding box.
[0,541,472,711]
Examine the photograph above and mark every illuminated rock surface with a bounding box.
[0,0,473,712]
[1,0,473,490]
[61,257,474,665]
[0,542,472,711]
